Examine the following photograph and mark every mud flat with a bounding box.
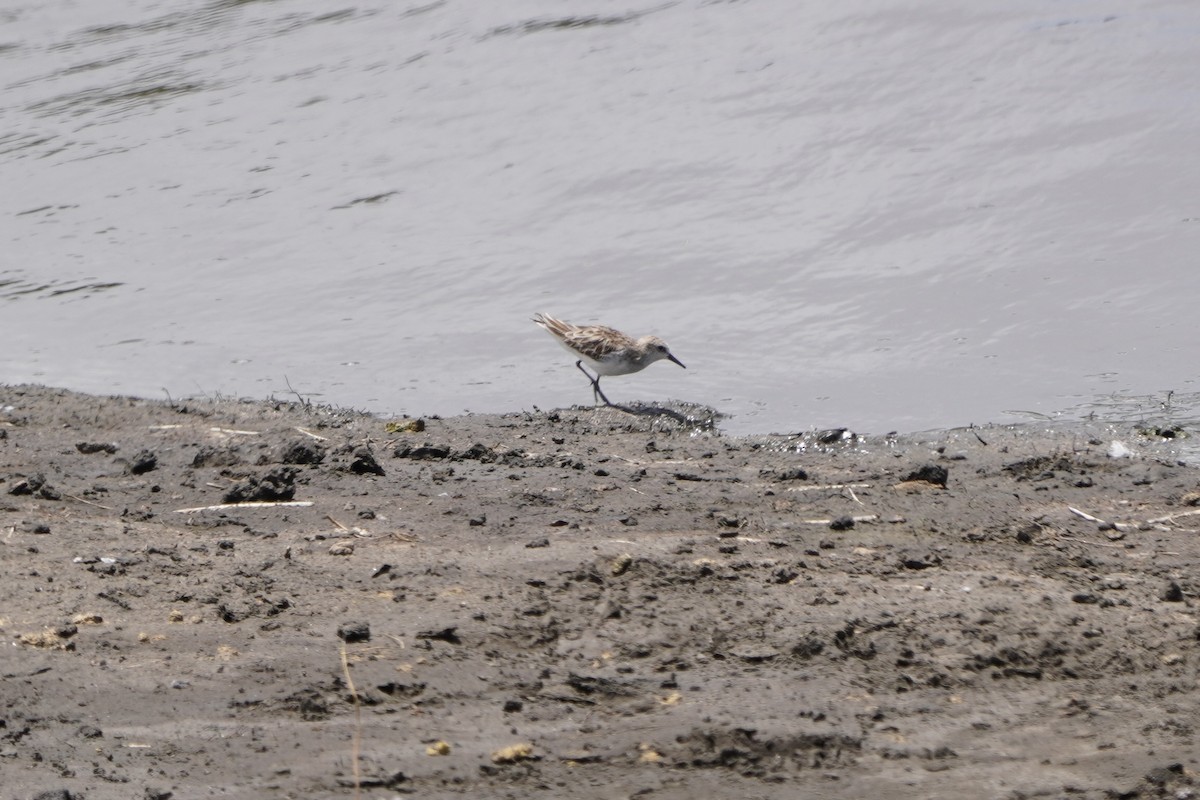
[2,384,1199,799]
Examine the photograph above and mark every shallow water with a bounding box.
[3,0,1198,435]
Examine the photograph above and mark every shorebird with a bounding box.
[532,312,686,406]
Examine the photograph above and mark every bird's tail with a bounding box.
[532,312,572,337]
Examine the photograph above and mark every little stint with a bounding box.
[532,312,685,406]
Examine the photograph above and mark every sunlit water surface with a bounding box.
[3,0,1198,435]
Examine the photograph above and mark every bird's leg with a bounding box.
[593,378,612,406]
[575,360,612,406]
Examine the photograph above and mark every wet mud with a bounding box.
[2,385,1199,799]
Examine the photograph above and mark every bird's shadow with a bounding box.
[605,402,690,425]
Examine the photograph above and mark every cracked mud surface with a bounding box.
[2,385,1199,799]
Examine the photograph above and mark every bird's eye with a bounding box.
[657,344,667,352]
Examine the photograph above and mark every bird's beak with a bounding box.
[668,353,686,369]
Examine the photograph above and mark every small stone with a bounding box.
[385,418,425,434]
[491,742,534,764]
[33,791,76,800]
[9,473,61,500]
[76,442,118,454]
[191,446,241,468]
[337,621,371,643]
[1162,581,1185,602]
[349,446,385,475]
[328,541,355,556]
[903,465,948,487]
[278,440,325,465]
[416,627,460,644]
[772,567,799,584]
[525,537,550,549]
[223,467,297,503]
[128,449,158,475]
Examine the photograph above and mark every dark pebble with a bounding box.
[8,473,61,500]
[129,449,158,475]
[33,791,76,800]
[279,440,325,465]
[525,537,550,549]
[77,724,103,738]
[191,446,241,468]
[1161,581,1185,602]
[337,621,371,643]
[816,428,848,444]
[759,467,808,481]
[416,626,461,644]
[772,567,799,584]
[1145,763,1184,784]
[349,446,385,475]
[76,441,118,454]
[903,465,948,487]
[223,467,297,503]
[393,444,451,460]
[829,516,855,531]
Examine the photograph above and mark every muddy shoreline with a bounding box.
[2,384,1199,799]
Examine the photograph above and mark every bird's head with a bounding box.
[639,336,686,369]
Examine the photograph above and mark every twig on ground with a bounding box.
[284,375,310,408]
[1055,535,1127,549]
[210,427,260,436]
[64,493,114,510]
[800,514,879,525]
[1146,509,1200,525]
[786,483,871,493]
[1067,506,1134,531]
[339,644,362,800]
[173,501,314,513]
[296,427,327,441]
[326,515,374,538]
